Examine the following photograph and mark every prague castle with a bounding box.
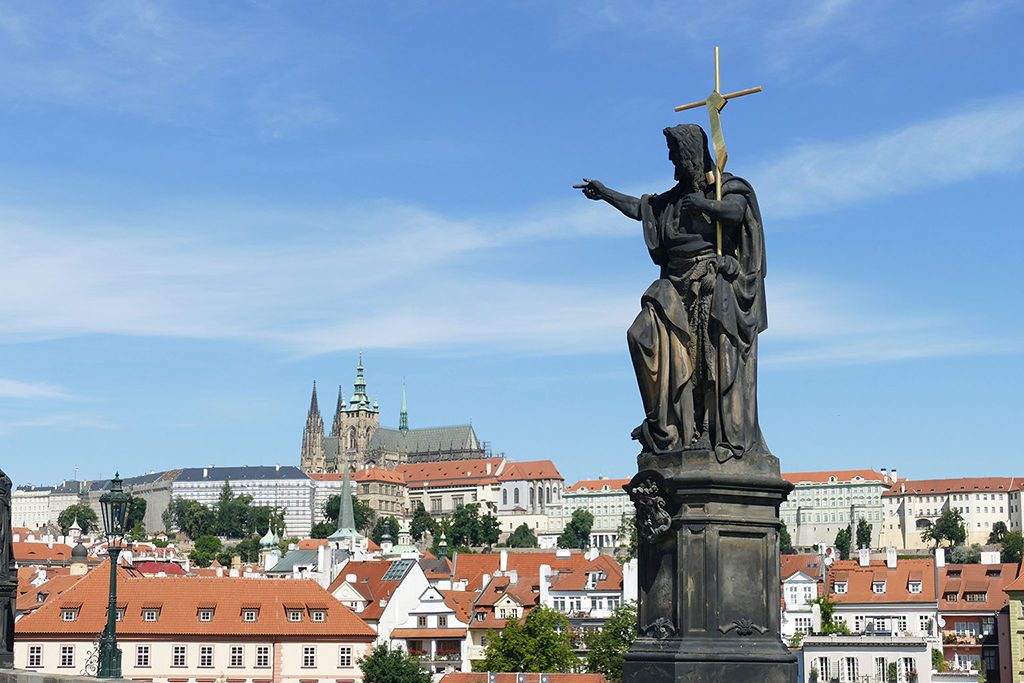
[299,356,486,474]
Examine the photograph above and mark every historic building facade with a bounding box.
[779,469,892,551]
[300,357,487,475]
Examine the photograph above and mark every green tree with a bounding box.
[325,494,375,533]
[310,521,335,539]
[450,504,482,547]
[358,644,431,683]
[988,521,1009,545]
[233,536,262,562]
[811,596,850,635]
[507,523,538,548]
[856,518,873,550]
[833,527,852,561]
[617,515,637,561]
[1001,531,1023,563]
[558,509,595,549]
[57,503,99,535]
[247,505,285,539]
[931,647,946,673]
[126,496,147,533]
[409,502,436,541]
[949,544,982,564]
[169,498,216,539]
[887,661,899,682]
[923,509,967,548]
[371,516,400,545]
[584,601,637,682]
[480,606,577,673]
[479,513,502,546]
[190,535,224,567]
[780,521,794,554]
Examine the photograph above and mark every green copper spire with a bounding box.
[346,352,377,413]
[329,456,359,540]
[399,380,409,434]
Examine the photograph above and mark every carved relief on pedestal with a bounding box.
[628,474,672,543]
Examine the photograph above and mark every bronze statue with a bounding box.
[576,123,769,462]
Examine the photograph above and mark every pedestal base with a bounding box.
[623,449,797,683]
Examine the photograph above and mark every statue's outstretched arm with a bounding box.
[574,179,641,221]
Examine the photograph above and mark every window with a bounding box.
[608,597,620,610]
[874,657,887,681]
[569,596,583,612]
[339,646,353,668]
[982,616,995,634]
[795,616,812,634]
[61,609,77,622]
[944,591,959,602]
[230,645,244,668]
[27,645,42,668]
[816,657,831,680]
[172,645,186,667]
[199,645,214,668]
[311,610,326,622]
[198,609,213,622]
[872,581,886,594]
[553,597,566,612]
[901,657,915,680]
[919,615,932,635]
[256,645,270,668]
[431,498,442,513]
[438,615,448,627]
[417,615,429,627]
[854,615,864,633]
[908,581,922,594]
[243,609,258,622]
[115,608,124,622]
[514,489,520,505]
[303,646,316,668]
[833,581,847,594]
[502,489,508,505]
[136,645,151,668]
[966,592,987,602]
[288,610,303,622]
[452,496,464,508]
[842,656,858,682]
[898,616,907,633]
[59,645,75,669]
[142,609,159,622]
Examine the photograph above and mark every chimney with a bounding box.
[276,463,281,471]
[508,569,518,585]
[858,548,870,567]
[890,468,898,484]
[482,573,491,589]
[886,547,897,570]
[935,546,945,568]
[486,462,492,475]
[881,468,889,483]
[585,547,599,561]
[203,467,208,479]
[500,550,508,572]
[539,565,551,605]
[980,550,1001,565]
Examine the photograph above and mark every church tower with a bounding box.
[336,353,380,469]
[330,385,346,438]
[300,381,326,473]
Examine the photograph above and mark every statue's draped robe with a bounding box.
[627,174,769,460]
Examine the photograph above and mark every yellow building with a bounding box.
[1006,572,1024,683]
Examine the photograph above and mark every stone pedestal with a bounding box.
[623,450,797,683]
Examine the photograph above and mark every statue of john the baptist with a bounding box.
[577,124,769,463]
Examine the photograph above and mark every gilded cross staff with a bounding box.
[674,46,762,255]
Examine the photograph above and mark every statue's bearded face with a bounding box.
[665,125,711,190]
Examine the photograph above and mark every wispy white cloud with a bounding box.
[0,377,72,399]
[0,412,114,434]
[753,92,1024,218]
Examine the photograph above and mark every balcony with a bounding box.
[943,631,983,646]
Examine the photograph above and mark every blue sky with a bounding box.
[2,1,1023,487]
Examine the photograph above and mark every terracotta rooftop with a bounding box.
[827,559,936,604]
[397,458,506,488]
[133,560,187,576]
[498,461,564,482]
[565,478,631,493]
[939,563,1022,611]
[442,590,478,623]
[13,541,73,564]
[882,477,1023,497]
[781,553,823,581]
[452,551,623,593]
[312,467,406,484]
[327,559,416,621]
[16,561,375,639]
[16,572,83,615]
[781,470,887,485]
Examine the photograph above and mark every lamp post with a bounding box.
[97,473,131,679]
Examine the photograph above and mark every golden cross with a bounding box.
[674,46,762,255]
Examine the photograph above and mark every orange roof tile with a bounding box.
[17,561,375,639]
[442,590,477,623]
[883,477,1023,497]
[827,559,936,604]
[781,554,822,580]
[498,461,563,482]
[13,541,73,564]
[353,467,407,484]
[939,563,1022,611]
[16,573,84,614]
[566,478,630,493]
[453,551,622,593]
[298,538,329,550]
[781,470,887,485]
[327,560,412,621]
[397,459,506,488]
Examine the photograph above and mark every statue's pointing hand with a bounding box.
[573,178,606,200]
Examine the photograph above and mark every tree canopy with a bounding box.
[507,523,538,548]
[988,521,1009,545]
[557,509,594,549]
[409,502,436,541]
[1001,531,1023,563]
[448,503,501,548]
[358,644,431,683]
[833,527,852,561]
[480,606,578,673]
[584,601,637,682]
[855,518,872,550]
[922,509,967,548]
[166,484,283,539]
[58,503,99,535]
[780,521,794,554]
[371,516,401,545]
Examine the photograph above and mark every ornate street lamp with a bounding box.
[97,473,131,679]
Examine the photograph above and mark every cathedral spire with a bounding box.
[308,381,321,420]
[329,455,359,540]
[348,352,377,413]
[399,380,409,434]
[331,385,347,437]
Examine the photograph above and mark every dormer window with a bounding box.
[965,592,987,602]
[908,581,922,594]
[944,592,958,602]
[62,609,78,622]
[243,609,259,623]
[143,609,160,622]
[115,609,124,622]
[311,610,326,623]
[198,609,214,622]
[36,593,48,604]
[947,570,962,578]
[872,581,886,594]
[833,582,847,594]
[288,610,303,622]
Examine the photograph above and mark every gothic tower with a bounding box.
[300,381,326,473]
[330,385,346,438]
[337,353,380,469]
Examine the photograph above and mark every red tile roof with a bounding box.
[827,559,936,604]
[397,459,506,488]
[566,478,630,493]
[883,477,1023,497]
[13,541,74,564]
[781,470,887,485]
[133,561,187,576]
[16,573,84,614]
[442,590,477,623]
[939,563,1022,611]
[498,461,563,482]
[452,551,623,593]
[781,554,822,581]
[16,561,375,639]
[298,538,329,550]
[327,560,411,621]
[1006,571,1024,592]
[354,467,407,484]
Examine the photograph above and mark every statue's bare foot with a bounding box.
[685,432,712,451]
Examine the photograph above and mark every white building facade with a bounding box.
[780,469,891,551]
